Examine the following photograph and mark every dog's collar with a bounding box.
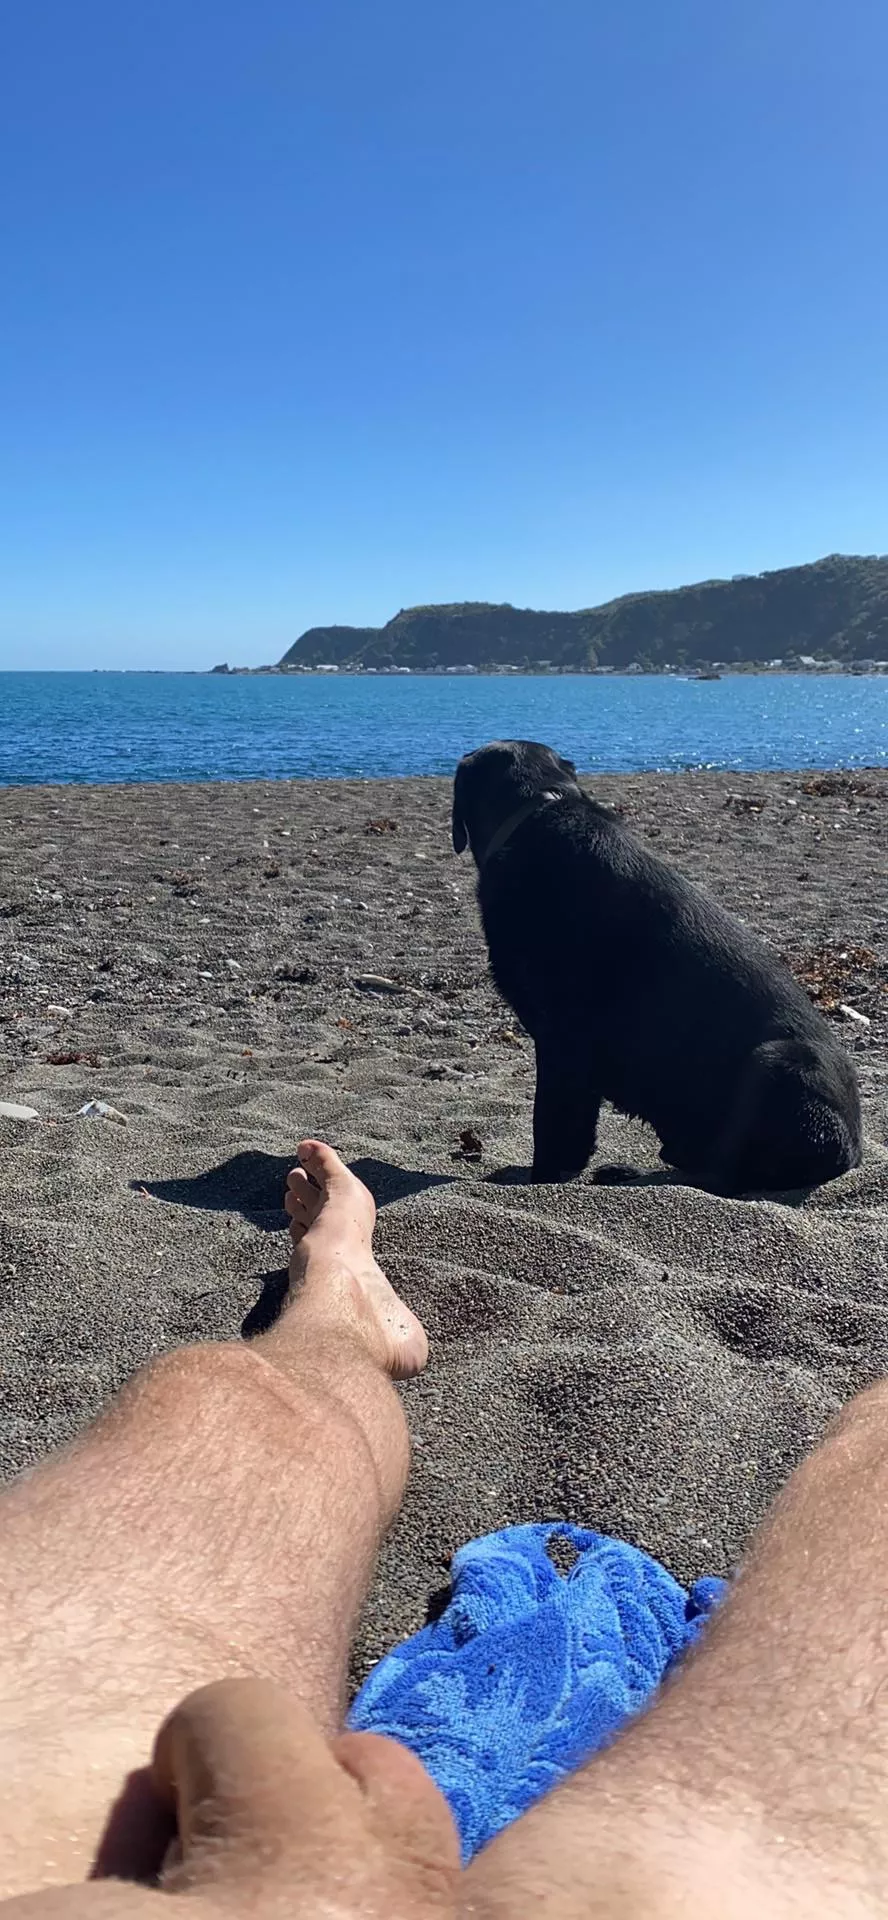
[478,789,564,867]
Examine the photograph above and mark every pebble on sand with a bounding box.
[354,974,408,994]
[77,1100,128,1124]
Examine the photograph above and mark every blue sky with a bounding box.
[1,0,886,670]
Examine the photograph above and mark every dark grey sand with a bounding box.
[1,771,887,1684]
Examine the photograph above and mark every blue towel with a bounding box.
[349,1522,725,1862]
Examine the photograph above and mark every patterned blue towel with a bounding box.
[349,1522,725,1862]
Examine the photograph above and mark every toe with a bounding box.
[285,1171,316,1219]
[296,1139,347,1190]
[286,1162,314,1195]
[299,1140,376,1220]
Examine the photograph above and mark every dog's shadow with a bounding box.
[484,1161,817,1204]
[485,1162,678,1189]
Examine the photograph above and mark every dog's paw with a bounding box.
[592,1162,643,1185]
[530,1164,587,1184]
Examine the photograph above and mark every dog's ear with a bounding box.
[452,763,470,852]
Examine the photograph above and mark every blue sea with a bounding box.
[1,671,887,785]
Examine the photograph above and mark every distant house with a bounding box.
[316,663,340,672]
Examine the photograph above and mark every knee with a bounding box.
[804,1379,888,1487]
[827,1377,888,1441]
[118,1343,400,1509]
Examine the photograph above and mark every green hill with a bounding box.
[279,555,888,672]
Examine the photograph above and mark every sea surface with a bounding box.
[1,671,887,785]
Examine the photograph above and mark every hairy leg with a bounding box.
[0,1142,426,1899]
[468,1378,888,1917]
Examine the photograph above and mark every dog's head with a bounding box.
[452,740,580,865]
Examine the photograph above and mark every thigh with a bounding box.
[468,1381,888,1917]
[0,1349,281,1890]
[0,1342,371,1895]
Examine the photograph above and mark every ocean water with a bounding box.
[1,671,887,785]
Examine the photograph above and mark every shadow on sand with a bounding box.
[135,1150,455,1229]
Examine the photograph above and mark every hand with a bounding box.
[1,1679,461,1920]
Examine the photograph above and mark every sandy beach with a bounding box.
[1,769,887,1683]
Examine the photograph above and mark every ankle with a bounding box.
[259,1304,382,1374]
[274,1269,389,1366]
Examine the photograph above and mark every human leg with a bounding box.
[0,1142,426,1898]
[467,1379,888,1917]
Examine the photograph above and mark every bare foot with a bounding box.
[284,1140,428,1379]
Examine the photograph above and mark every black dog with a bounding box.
[452,740,862,1192]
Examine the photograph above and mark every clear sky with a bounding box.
[1,0,886,670]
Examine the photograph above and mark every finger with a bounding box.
[152,1678,350,1890]
[333,1732,461,1887]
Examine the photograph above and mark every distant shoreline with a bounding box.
[4,664,888,678]
[267,556,888,678]
[208,663,888,679]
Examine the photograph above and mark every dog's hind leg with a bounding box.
[706,1042,859,1195]
[531,1032,600,1182]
